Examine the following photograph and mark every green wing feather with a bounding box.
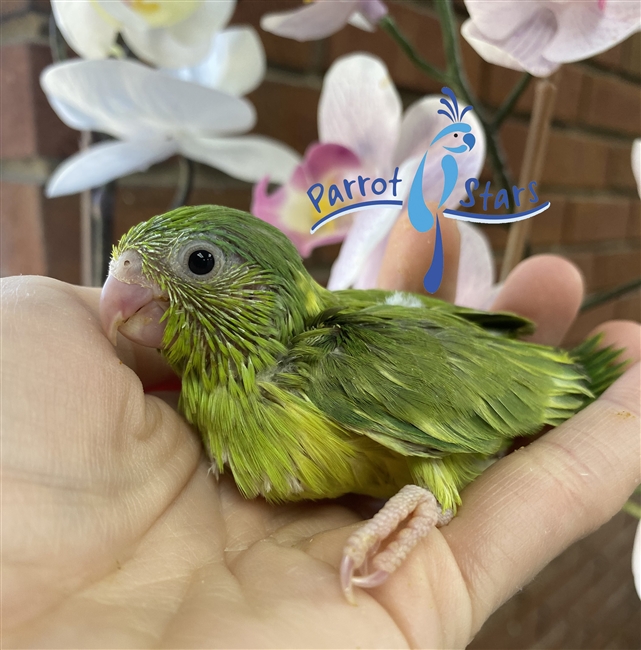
[284,299,591,459]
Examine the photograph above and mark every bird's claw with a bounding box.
[339,485,448,603]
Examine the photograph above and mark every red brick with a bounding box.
[0,182,47,277]
[606,142,638,192]
[0,0,29,17]
[114,185,253,241]
[232,1,318,72]
[564,251,595,290]
[503,122,611,192]
[248,79,318,154]
[41,192,81,284]
[591,40,625,69]
[592,247,641,291]
[497,119,528,182]
[476,223,508,251]
[582,71,641,136]
[622,32,641,78]
[628,201,640,239]
[483,67,535,115]
[565,301,617,346]
[542,130,609,190]
[552,66,586,124]
[0,44,77,159]
[530,196,564,246]
[614,289,641,321]
[327,3,445,96]
[562,197,630,244]
[30,45,80,158]
[0,45,36,158]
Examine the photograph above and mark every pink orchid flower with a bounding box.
[251,53,493,308]
[260,0,388,42]
[462,0,641,77]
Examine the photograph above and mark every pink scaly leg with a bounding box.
[340,485,453,603]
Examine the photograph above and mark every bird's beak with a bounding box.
[463,133,476,151]
[99,250,169,348]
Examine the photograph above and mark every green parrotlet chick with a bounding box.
[99,205,624,602]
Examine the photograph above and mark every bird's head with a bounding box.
[432,87,476,155]
[99,206,321,374]
[430,122,476,155]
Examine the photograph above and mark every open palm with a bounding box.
[2,231,639,648]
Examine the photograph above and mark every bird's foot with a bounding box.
[340,485,452,604]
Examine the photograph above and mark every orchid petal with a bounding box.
[319,54,402,174]
[93,0,149,31]
[261,1,357,41]
[463,0,641,77]
[358,0,389,25]
[172,27,266,96]
[464,0,541,40]
[327,205,400,290]
[41,60,255,140]
[326,155,418,290]
[252,178,349,258]
[544,0,641,64]
[462,12,558,76]
[45,140,178,198]
[632,139,641,199]
[353,236,389,289]
[395,95,486,207]
[46,96,103,132]
[122,0,236,68]
[180,135,300,185]
[461,20,529,73]
[250,143,361,257]
[347,12,376,32]
[51,0,118,60]
[454,222,495,309]
[95,0,203,30]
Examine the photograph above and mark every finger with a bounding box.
[443,320,641,639]
[72,285,176,389]
[491,254,584,346]
[377,209,461,303]
[591,319,641,364]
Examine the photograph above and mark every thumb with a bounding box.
[376,208,460,303]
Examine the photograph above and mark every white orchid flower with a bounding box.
[261,0,388,42]
[51,0,236,68]
[168,26,265,94]
[41,58,300,198]
[251,53,491,307]
[462,0,641,77]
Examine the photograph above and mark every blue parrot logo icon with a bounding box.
[408,87,476,293]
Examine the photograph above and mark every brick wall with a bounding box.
[1,1,639,646]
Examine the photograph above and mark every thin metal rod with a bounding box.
[169,156,195,210]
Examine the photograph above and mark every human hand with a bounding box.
[2,225,639,648]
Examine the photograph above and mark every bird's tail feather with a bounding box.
[571,334,628,404]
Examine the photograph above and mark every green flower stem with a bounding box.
[379,16,449,85]
[380,3,518,212]
[433,0,515,210]
[493,72,533,129]
[580,277,641,313]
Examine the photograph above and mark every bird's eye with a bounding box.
[188,250,215,275]
[453,133,458,138]
[173,241,224,281]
